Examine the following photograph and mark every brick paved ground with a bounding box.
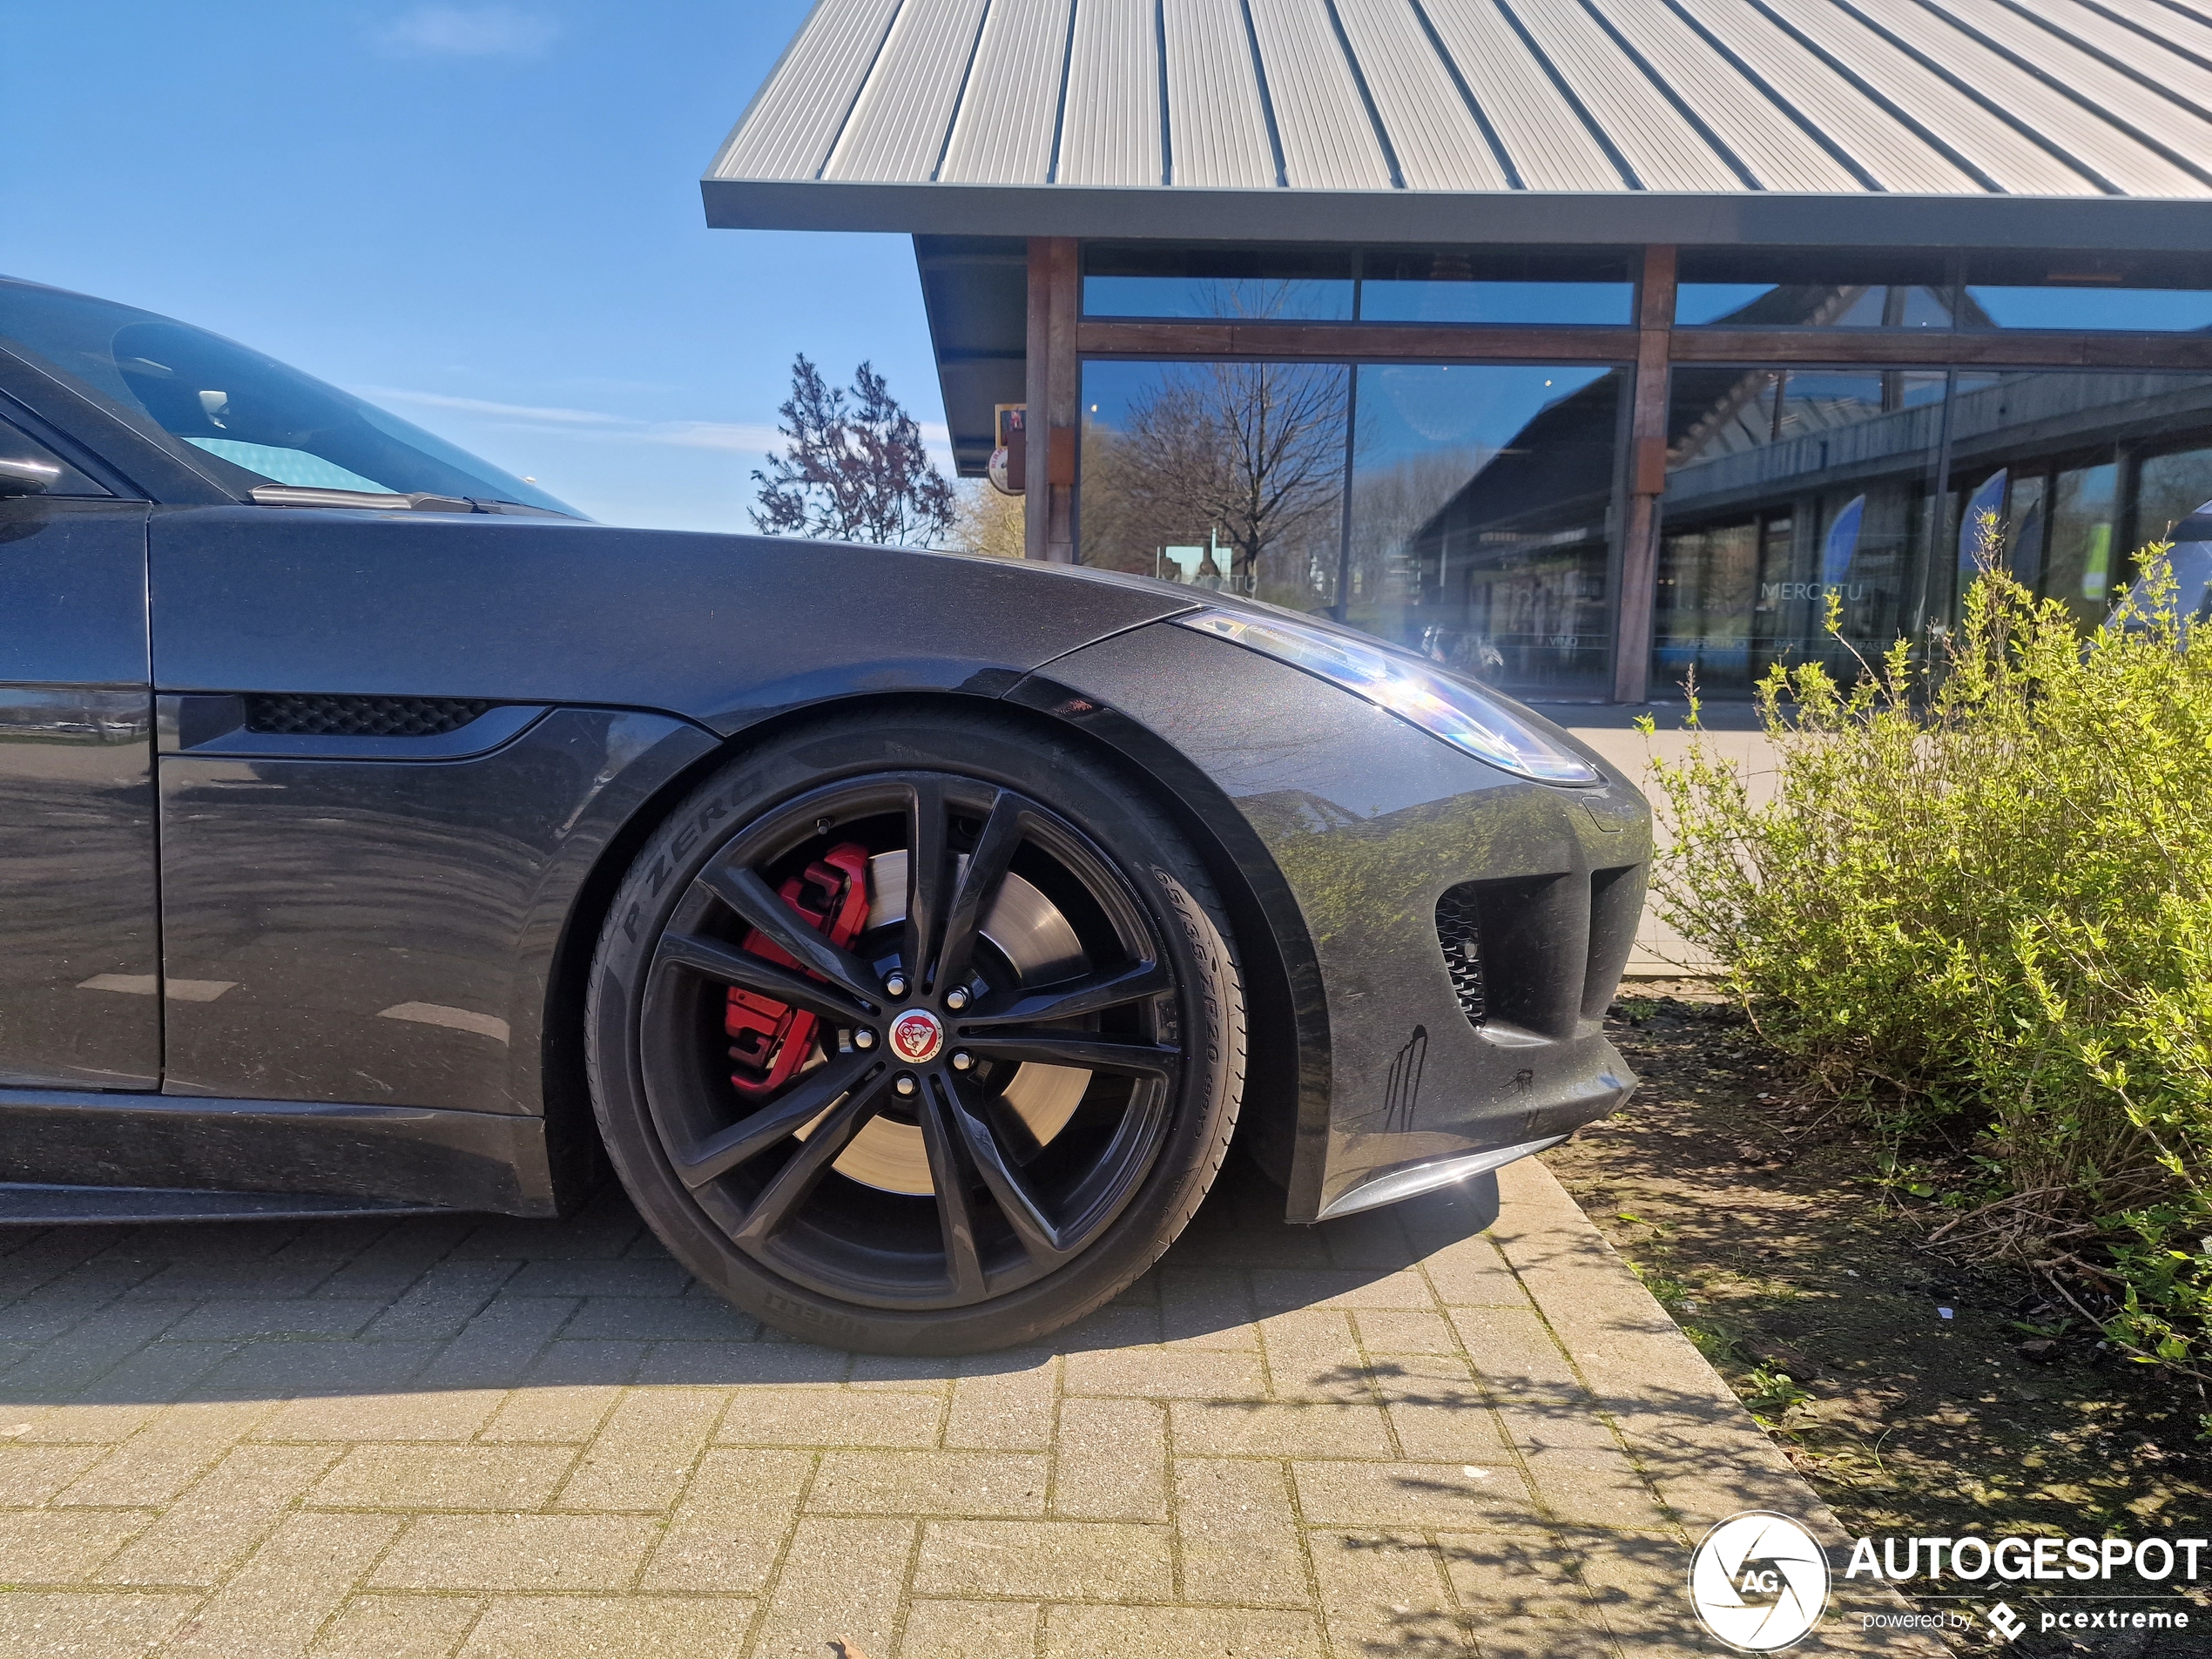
[0,1154,1935,1658]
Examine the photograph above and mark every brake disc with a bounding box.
[802,849,1094,1196]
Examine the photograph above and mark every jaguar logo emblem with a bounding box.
[889,1009,944,1065]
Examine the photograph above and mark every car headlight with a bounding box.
[1176,610,1602,786]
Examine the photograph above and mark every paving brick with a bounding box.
[1173,1457,1310,1608]
[912,1521,1171,1602]
[99,1443,341,1586]
[456,1595,751,1658]
[311,1445,578,1512]
[899,1598,1037,1659]
[636,1343,847,1387]
[371,1514,661,1592]
[127,1259,341,1301]
[480,1386,627,1445]
[364,1263,520,1341]
[254,1388,509,1444]
[1255,1310,1371,1404]
[1308,1527,1474,1657]
[562,1298,757,1342]
[1291,1460,1539,1530]
[715,1386,939,1448]
[847,1353,958,1391]
[1251,1267,1437,1314]
[504,1261,690,1299]
[55,1400,274,1507]
[174,1509,403,1656]
[0,1510,150,1584]
[0,1442,102,1504]
[809,1450,1045,1517]
[312,1593,484,1658]
[1520,1445,1671,1531]
[1048,1303,1160,1351]
[0,1300,187,1393]
[1166,1399,1395,1460]
[1049,1398,1164,1521]
[641,1448,812,1594]
[1368,1356,1514,1462]
[1062,1349,1264,1401]
[166,1298,387,1339]
[415,1298,578,1389]
[1352,1310,1458,1354]
[1042,1604,1325,1658]
[554,1387,724,1512]
[0,1591,198,1659]
[1156,1269,1258,1350]
[944,1351,1056,1451]
[199,1339,431,1408]
[1419,1238,1531,1307]
[746,1516,912,1659]
[1435,1529,1614,1659]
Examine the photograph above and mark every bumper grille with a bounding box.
[244,695,494,738]
[1433,886,1487,1026]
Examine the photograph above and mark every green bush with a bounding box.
[1647,518,2212,1373]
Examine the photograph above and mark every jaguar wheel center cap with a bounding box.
[889,1009,945,1065]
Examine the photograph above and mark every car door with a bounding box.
[0,398,159,1088]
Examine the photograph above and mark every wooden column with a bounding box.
[1024,237,1080,563]
[1612,244,1676,705]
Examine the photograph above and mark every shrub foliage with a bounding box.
[1649,520,2212,1373]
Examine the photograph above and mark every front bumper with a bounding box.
[1015,619,1651,1222]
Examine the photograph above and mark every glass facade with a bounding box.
[1079,360,1627,697]
[1653,368,2212,694]
[1068,240,2212,703]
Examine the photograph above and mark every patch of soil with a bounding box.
[1546,988,2212,1658]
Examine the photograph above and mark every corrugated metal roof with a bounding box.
[706,0,2212,243]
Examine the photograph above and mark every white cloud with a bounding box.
[364,388,617,425]
[376,5,561,58]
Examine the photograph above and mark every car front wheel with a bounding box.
[585,708,1245,1353]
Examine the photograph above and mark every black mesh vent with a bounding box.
[1434,885,1487,1027]
[243,694,494,738]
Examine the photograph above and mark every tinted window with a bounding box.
[0,280,576,514]
[1964,253,2212,333]
[1360,249,1633,326]
[1082,246,1355,320]
[0,413,110,498]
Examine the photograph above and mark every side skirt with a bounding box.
[0,1089,559,1217]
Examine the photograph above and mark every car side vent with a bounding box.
[242,694,495,738]
[1433,886,1487,1027]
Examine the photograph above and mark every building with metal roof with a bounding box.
[705,0,2212,702]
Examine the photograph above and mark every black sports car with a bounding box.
[0,277,1649,1353]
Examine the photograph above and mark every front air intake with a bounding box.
[1433,886,1487,1026]
[243,695,494,738]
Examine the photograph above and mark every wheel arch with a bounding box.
[537,685,1320,1219]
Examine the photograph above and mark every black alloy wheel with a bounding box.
[586,710,1245,1353]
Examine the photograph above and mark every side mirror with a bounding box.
[0,456,59,497]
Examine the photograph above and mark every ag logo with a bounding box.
[888,1009,944,1065]
[1688,1511,1831,1651]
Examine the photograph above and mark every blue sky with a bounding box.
[3,2,945,529]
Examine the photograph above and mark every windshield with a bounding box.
[0,279,577,515]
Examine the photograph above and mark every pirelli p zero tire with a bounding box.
[585,707,1246,1354]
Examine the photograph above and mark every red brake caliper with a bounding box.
[725,843,873,1097]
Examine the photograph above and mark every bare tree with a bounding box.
[948,478,1024,560]
[1108,360,1346,591]
[751,355,954,545]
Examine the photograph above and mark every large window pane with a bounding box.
[1082,246,1354,320]
[1656,368,1944,692]
[1359,248,1634,326]
[1964,252,2212,333]
[1352,365,1625,697]
[1940,372,2212,629]
[1674,248,1957,329]
[1078,360,1350,611]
